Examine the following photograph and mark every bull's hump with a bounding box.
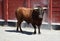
[21,8,32,18]
[22,9,32,18]
[17,7,33,18]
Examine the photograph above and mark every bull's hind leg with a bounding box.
[16,21,19,31]
[19,22,22,32]
[16,21,22,32]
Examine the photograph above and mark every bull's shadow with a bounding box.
[5,30,33,35]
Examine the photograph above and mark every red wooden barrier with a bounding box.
[0,0,3,20]
[2,0,60,24]
[52,0,60,23]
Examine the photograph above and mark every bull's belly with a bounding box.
[23,17,43,26]
[23,17,32,23]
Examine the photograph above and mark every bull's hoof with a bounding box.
[38,32,41,34]
[33,32,36,34]
[20,30,23,32]
[16,30,19,32]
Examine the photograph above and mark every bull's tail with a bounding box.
[15,10,18,18]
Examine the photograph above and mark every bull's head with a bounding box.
[33,6,44,19]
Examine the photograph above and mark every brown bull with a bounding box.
[15,7,44,34]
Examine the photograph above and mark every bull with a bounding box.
[15,7,44,34]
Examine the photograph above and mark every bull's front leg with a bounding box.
[38,25,41,34]
[32,24,36,34]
